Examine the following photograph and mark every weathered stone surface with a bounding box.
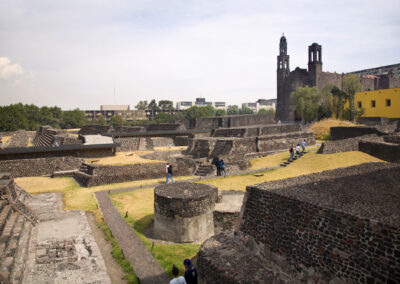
[153,182,218,242]
[0,156,83,177]
[359,139,400,163]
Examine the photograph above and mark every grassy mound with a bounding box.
[311,119,357,141]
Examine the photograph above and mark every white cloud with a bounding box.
[0,57,24,80]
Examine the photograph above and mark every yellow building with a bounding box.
[354,88,400,118]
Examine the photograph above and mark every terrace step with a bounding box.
[195,165,214,176]
[52,170,79,178]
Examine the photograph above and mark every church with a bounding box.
[275,35,400,122]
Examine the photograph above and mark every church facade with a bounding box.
[275,35,400,122]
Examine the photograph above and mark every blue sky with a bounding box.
[1,0,399,109]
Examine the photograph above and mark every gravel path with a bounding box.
[95,191,170,284]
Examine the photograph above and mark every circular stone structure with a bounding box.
[153,182,218,243]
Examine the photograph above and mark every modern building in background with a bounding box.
[242,99,276,113]
[176,98,227,110]
[354,88,399,119]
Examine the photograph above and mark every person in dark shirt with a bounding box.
[183,259,198,284]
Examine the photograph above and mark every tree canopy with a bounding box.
[342,74,362,121]
[135,100,148,111]
[227,105,239,115]
[158,100,174,110]
[184,105,215,119]
[291,86,320,123]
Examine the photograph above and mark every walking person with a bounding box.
[289,146,294,161]
[183,259,198,284]
[166,164,175,184]
[220,159,226,176]
[170,265,186,284]
[295,144,301,156]
[165,163,170,184]
[301,139,307,153]
[216,159,221,176]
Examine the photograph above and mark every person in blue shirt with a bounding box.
[301,139,307,152]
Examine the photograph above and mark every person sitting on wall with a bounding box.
[289,146,294,161]
[220,159,226,176]
[301,139,307,152]
[166,164,175,184]
[183,259,198,284]
[170,264,186,284]
[295,144,301,156]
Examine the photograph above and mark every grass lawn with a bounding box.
[249,145,319,170]
[111,189,200,278]
[198,151,383,191]
[310,119,357,141]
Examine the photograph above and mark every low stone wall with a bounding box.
[359,140,400,163]
[330,126,379,140]
[146,123,184,131]
[0,156,83,177]
[151,137,174,147]
[317,135,380,154]
[74,161,193,187]
[114,137,140,151]
[257,131,315,152]
[240,163,400,283]
[78,125,112,135]
[188,114,275,130]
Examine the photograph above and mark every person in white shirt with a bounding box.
[295,144,301,156]
[170,265,186,284]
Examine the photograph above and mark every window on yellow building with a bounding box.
[357,101,362,108]
[386,99,391,107]
[371,100,376,108]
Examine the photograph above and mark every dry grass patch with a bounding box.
[311,119,357,141]
[2,136,11,147]
[89,151,166,165]
[198,151,383,191]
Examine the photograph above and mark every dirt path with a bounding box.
[86,212,128,284]
[95,191,170,284]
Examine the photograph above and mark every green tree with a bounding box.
[60,109,88,129]
[109,114,124,126]
[291,86,320,123]
[185,105,215,119]
[342,74,362,121]
[215,109,226,117]
[318,84,334,119]
[135,100,148,111]
[158,100,174,110]
[258,108,275,115]
[153,113,175,123]
[331,86,348,119]
[0,104,29,131]
[97,114,106,125]
[147,99,160,110]
[227,105,239,115]
[239,107,254,115]
[173,111,186,121]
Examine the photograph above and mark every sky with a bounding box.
[1,0,399,110]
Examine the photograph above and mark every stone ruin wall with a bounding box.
[0,157,84,177]
[330,126,381,140]
[359,140,400,163]
[74,161,193,187]
[317,135,379,154]
[4,130,30,148]
[239,167,400,282]
[114,137,140,151]
[257,131,315,153]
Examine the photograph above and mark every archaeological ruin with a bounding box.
[197,162,400,283]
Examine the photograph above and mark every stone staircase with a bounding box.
[195,164,215,176]
[0,174,37,283]
[280,151,307,167]
[32,126,59,147]
[138,137,154,151]
[210,140,232,157]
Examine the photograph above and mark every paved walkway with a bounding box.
[95,191,170,284]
